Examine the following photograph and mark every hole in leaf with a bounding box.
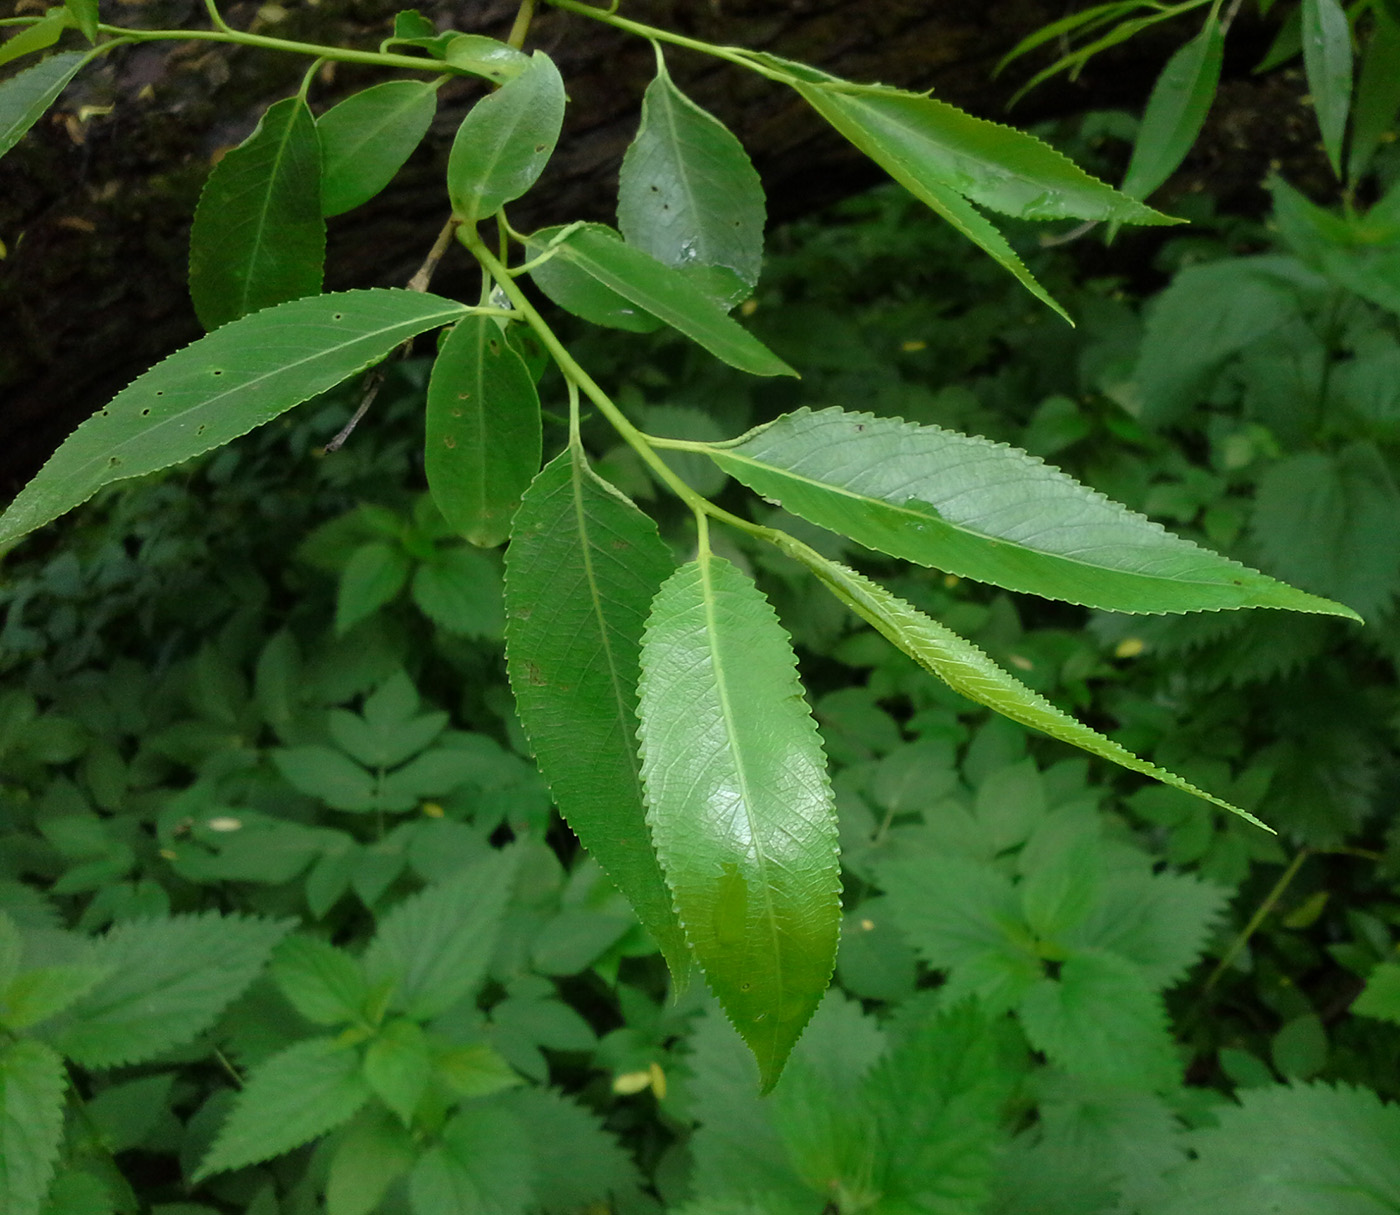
[333,313,343,321]
[141,408,150,416]
[534,143,545,152]
[211,369,223,376]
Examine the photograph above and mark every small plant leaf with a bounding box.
[0,1038,66,1215]
[792,76,1180,226]
[364,1019,432,1126]
[0,13,68,71]
[1302,0,1353,178]
[189,96,326,331]
[617,56,766,307]
[443,34,528,82]
[0,289,469,547]
[1121,16,1224,199]
[776,540,1268,827]
[63,0,99,44]
[447,50,565,222]
[637,553,840,1091]
[425,316,542,547]
[271,935,370,1026]
[0,51,89,162]
[527,224,664,332]
[524,224,795,376]
[326,1107,417,1215]
[197,1037,371,1179]
[1348,11,1400,181]
[704,407,1359,619]
[504,448,691,981]
[318,80,438,217]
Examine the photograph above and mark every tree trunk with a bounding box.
[0,0,1315,497]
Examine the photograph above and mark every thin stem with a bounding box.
[407,216,463,293]
[296,56,323,102]
[544,0,793,82]
[203,0,233,33]
[92,21,462,75]
[1203,848,1311,993]
[507,0,537,49]
[566,377,583,447]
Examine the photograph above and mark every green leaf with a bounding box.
[0,51,89,162]
[1251,443,1400,619]
[273,745,377,812]
[270,935,369,1025]
[426,316,541,547]
[1020,949,1179,1090]
[446,50,565,222]
[617,57,766,307]
[1121,17,1224,199]
[443,34,529,83]
[362,850,515,1020]
[524,224,796,376]
[318,80,438,218]
[0,290,468,547]
[504,448,690,981]
[408,1104,534,1215]
[0,13,68,70]
[0,1039,65,1215]
[637,553,840,1091]
[197,1036,371,1179]
[776,543,1268,825]
[1302,0,1353,178]
[1348,13,1400,181]
[412,547,506,638]
[63,0,99,43]
[1160,1082,1400,1215]
[364,1018,431,1125]
[1,960,112,1031]
[1354,962,1400,1024]
[326,1107,417,1215]
[43,912,290,1068]
[793,77,1177,226]
[188,96,326,332]
[526,225,663,332]
[336,541,411,634]
[708,408,1355,618]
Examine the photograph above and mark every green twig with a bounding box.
[507,0,537,49]
[1203,848,1311,993]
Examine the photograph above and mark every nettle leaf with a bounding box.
[189,96,326,331]
[362,850,515,1020]
[408,1103,534,1215]
[197,1037,371,1179]
[1161,1083,1400,1214]
[1354,962,1400,1025]
[637,553,841,1091]
[1301,0,1353,178]
[336,541,411,634]
[504,448,690,981]
[318,80,439,218]
[779,544,1265,824]
[43,912,290,1068]
[326,1107,417,1215]
[364,1018,432,1126]
[1019,949,1179,1090]
[524,224,795,376]
[1121,16,1224,200]
[270,935,370,1026]
[0,1038,66,1215]
[0,51,90,163]
[0,290,468,547]
[712,408,1354,618]
[446,50,565,222]
[617,56,766,307]
[426,316,542,547]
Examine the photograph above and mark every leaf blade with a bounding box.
[0,51,89,162]
[637,554,841,1090]
[0,289,469,547]
[0,1039,66,1215]
[426,316,542,547]
[1302,0,1353,179]
[318,80,438,218]
[504,449,691,980]
[706,407,1359,619]
[189,96,326,331]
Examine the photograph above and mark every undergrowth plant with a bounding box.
[6,2,1400,1213]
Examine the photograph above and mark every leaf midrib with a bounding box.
[234,100,314,320]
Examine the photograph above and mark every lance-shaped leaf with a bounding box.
[637,553,840,1090]
[0,290,469,546]
[1302,0,1352,179]
[318,80,439,218]
[524,224,795,377]
[527,224,662,333]
[791,78,1179,226]
[426,315,541,547]
[447,50,565,223]
[0,12,68,71]
[1121,17,1224,200]
[0,50,89,162]
[775,538,1266,828]
[189,96,326,331]
[698,407,1360,619]
[0,1038,66,1215]
[504,448,690,980]
[617,56,766,308]
[1348,11,1400,182]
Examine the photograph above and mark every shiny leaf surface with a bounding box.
[318,80,438,217]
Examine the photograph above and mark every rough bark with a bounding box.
[0,0,1319,496]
